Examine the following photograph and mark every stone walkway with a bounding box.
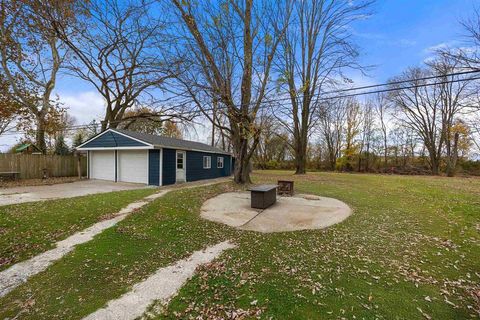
[83,241,236,320]
[0,178,229,298]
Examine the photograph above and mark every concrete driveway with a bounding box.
[0,180,151,206]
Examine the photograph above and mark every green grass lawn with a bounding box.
[0,188,156,271]
[0,172,478,319]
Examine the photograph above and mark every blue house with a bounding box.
[76,129,232,186]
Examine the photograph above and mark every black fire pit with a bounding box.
[277,180,294,196]
[248,184,278,209]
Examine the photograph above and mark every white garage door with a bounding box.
[90,150,115,181]
[118,150,148,184]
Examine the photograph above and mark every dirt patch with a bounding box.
[200,192,352,233]
[0,177,81,189]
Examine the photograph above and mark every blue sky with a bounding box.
[53,0,478,99]
[55,0,478,103]
[350,0,477,84]
[1,0,479,150]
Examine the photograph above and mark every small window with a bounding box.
[217,157,224,168]
[203,156,211,169]
[176,152,184,169]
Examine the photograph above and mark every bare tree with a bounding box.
[358,100,375,172]
[208,110,232,152]
[340,99,362,171]
[457,9,480,156]
[471,115,480,154]
[439,8,480,70]
[318,98,346,170]
[45,0,181,131]
[389,67,445,174]
[253,115,290,169]
[372,93,390,168]
[0,0,71,152]
[169,0,291,183]
[427,55,475,176]
[273,0,371,174]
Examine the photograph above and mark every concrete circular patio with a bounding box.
[200,192,352,233]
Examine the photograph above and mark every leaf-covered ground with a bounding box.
[0,172,479,319]
[0,188,156,271]
[161,172,480,319]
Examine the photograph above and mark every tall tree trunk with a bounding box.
[446,132,459,177]
[295,150,305,174]
[233,135,252,184]
[430,153,440,175]
[35,114,47,154]
[294,137,307,174]
[365,144,371,172]
[211,99,217,146]
[384,144,388,168]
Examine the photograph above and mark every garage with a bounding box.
[118,150,148,184]
[90,150,115,181]
[77,128,232,186]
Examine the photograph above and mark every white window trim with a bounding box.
[217,156,224,168]
[203,156,211,169]
[176,151,185,170]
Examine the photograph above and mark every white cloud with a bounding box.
[423,40,459,54]
[0,90,105,152]
[353,31,417,48]
[58,90,105,125]
[395,39,417,47]
[421,41,477,64]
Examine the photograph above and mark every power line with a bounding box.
[99,69,480,120]
[2,74,479,136]
[1,70,479,137]
[236,68,480,108]
[323,69,479,93]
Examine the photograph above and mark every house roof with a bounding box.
[78,128,231,155]
[16,143,41,153]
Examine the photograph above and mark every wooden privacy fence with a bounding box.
[0,154,87,179]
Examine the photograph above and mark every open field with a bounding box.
[0,171,478,319]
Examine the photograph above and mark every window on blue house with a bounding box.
[176,152,184,169]
[203,156,211,169]
[217,157,224,168]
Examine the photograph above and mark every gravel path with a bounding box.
[0,178,229,298]
[83,241,236,320]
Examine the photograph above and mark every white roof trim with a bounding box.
[76,128,153,150]
[77,146,154,151]
[76,129,112,149]
[76,128,231,155]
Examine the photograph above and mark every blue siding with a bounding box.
[82,131,148,148]
[148,149,160,186]
[185,151,231,182]
[162,148,176,185]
